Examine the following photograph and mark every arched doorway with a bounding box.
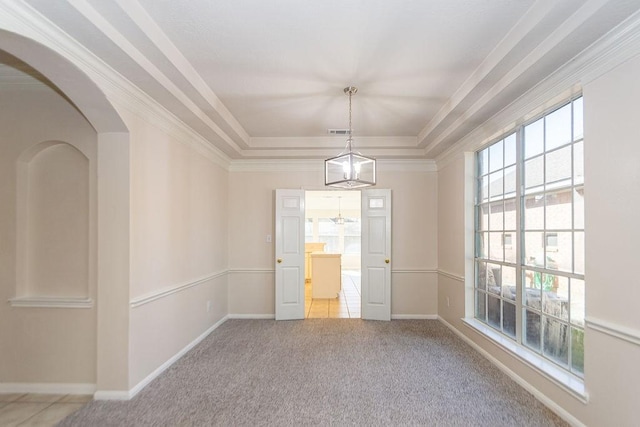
[0,30,130,396]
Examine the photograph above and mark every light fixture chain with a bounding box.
[348,89,353,152]
[349,90,352,136]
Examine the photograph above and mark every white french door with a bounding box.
[360,189,392,321]
[274,189,305,320]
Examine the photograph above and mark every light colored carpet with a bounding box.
[59,320,568,426]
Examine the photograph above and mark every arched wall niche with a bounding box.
[0,28,132,392]
[15,141,90,300]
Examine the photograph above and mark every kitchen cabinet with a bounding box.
[311,253,341,298]
[305,242,325,282]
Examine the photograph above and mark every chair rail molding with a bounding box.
[585,317,640,347]
[437,269,465,282]
[130,270,228,308]
[9,296,93,309]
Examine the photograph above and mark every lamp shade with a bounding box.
[325,151,376,189]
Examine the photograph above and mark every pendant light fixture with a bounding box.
[336,196,345,225]
[325,87,376,188]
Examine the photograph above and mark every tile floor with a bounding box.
[306,270,361,318]
[0,393,91,427]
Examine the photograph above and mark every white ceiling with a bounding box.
[3,0,640,160]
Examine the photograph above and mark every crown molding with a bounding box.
[0,2,425,166]
[0,0,232,169]
[424,0,640,160]
[228,158,436,173]
[379,159,437,172]
[417,0,559,148]
[5,0,638,170]
[115,0,250,146]
[109,90,232,170]
[249,136,418,149]
[237,147,427,159]
[576,9,640,85]
[435,9,640,170]
[66,0,246,153]
[229,159,323,173]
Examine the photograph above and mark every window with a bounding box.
[343,219,361,254]
[545,232,558,251]
[308,217,361,255]
[475,96,584,378]
[317,218,340,253]
[305,218,314,242]
[502,233,513,248]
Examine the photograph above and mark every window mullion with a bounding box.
[515,127,524,345]
[473,95,584,378]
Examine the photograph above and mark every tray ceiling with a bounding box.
[2,0,639,160]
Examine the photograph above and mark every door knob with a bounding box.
[277,258,282,263]
[385,259,390,264]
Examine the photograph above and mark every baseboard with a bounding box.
[391,314,438,320]
[0,382,96,395]
[437,316,585,427]
[227,314,276,319]
[95,315,230,401]
[228,314,436,320]
[93,390,130,400]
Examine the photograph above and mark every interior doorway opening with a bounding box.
[304,190,361,318]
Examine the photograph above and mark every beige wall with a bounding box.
[580,53,640,426]
[0,86,97,384]
[228,166,438,317]
[437,156,469,328]
[124,109,229,387]
[437,54,640,426]
[436,157,466,278]
[96,131,131,394]
[228,169,321,315]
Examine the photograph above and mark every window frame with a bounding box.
[473,95,585,380]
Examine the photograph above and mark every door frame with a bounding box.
[275,188,392,320]
[274,189,306,320]
[360,188,392,321]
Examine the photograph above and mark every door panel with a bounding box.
[275,190,305,320]
[367,217,386,254]
[282,267,301,304]
[367,267,386,305]
[361,189,391,321]
[283,216,301,254]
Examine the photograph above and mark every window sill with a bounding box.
[9,296,93,309]
[462,317,587,402]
